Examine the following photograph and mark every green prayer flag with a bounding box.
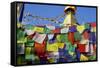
[26,38,34,46]
[56,34,68,42]
[84,23,90,29]
[24,24,35,30]
[44,27,51,34]
[65,42,76,52]
[25,54,35,60]
[74,31,81,41]
[17,56,26,65]
[17,28,27,43]
[89,55,96,60]
[60,34,68,42]
[56,34,61,42]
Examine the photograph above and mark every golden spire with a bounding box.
[63,6,77,27]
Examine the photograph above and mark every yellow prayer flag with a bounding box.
[91,27,96,32]
[80,39,89,44]
[48,58,55,63]
[17,23,22,28]
[47,43,59,52]
[69,51,75,56]
[80,54,89,61]
[56,35,61,42]
[58,43,64,49]
[33,27,44,33]
[25,47,32,55]
[17,37,27,43]
[47,42,64,52]
[77,25,85,33]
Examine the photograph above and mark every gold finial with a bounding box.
[64,6,76,13]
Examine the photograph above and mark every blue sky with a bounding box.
[22,3,96,26]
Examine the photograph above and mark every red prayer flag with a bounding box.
[68,32,75,44]
[77,44,86,53]
[90,22,96,27]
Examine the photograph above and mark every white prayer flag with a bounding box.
[48,34,54,40]
[25,29,34,35]
[85,42,89,52]
[61,27,69,33]
[32,33,46,44]
[46,25,55,30]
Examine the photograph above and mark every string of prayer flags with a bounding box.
[16,3,97,65]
